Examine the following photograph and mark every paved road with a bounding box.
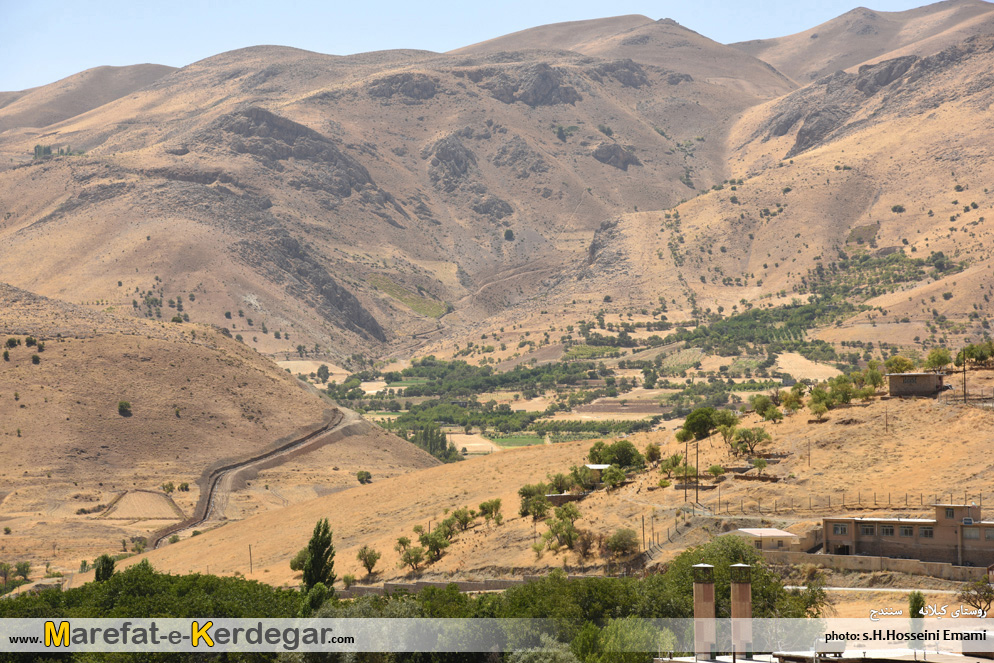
[787,586,959,594]
[151,408,356,548]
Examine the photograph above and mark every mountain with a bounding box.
[0,2,992,364]
[0,64,176,133]
[731,0,994,83]
[0,22,795,361]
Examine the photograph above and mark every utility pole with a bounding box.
[964,362,968,404]
[695,441,700,504]
[684,437,689,503]
[249,545,253,575]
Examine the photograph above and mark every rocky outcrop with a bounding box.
[472,196,513,220]
[472,63,581,106]
[587,60,649,88]
[492,135,547,179]
[236,230,386,342]
[213,107,374,198]
[422,134,477,192]
[592,143,641,171]
[368,73,438,100]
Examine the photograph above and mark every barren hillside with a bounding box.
[0,283,435,570]
[731,0,994,83]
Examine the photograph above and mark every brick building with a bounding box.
[823,504,994,566]
[885,372,947,397]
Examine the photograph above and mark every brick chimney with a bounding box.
[730,563,753,659]
[693,563,716,660]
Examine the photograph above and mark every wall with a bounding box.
[762,550,985,581]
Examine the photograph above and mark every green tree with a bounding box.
[302,518,336,592]
[316,364,330,383]
[356,545,381,576]
[683,407,717,440]
[735,427,772,455]
[924,347,952,371]
[602,465,627,489]
[753,458,768,475]
[452,506,476,530]
[605,528,640,558]
[117,401,132,416]
[644,442,661,465]
[708,465,725,481]
[14,562,30,581]
[809,401,828,421]
[0,563,10,589]
[479,498,504,526]
[885,355,916,374]
[504,229,515,241]
[94,554,115,582]
[356,470,372,484]
[400,546,425,572]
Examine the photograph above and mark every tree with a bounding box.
[605,528,640,558]
[924,347,952,371]
[94,554,115,582]
[400,546,425,572]
[161,482,175,494]
[602,465,626,490]
[659,453,683,478]
[909,589,926,618]
[290,548,309,571]
[708,465,725,482]
[547,472,574,495]
[809,401,828,421]
[683,407,716,440]
[478,499,503,526]
[885,355,916,374]
[644,442,661,465]
[504,229,515,241]
[117,401,132,417]
[0,563,10,589]
[957,578,994,614]
[356,470,372,484]
[316,364,330,383]
[14,561,30,581]
[302,518,336,592]
[735,427,772,455]
[753,458,768,475]
[356,545,381,576]
[452,507,476,530]
[546,504,582,549]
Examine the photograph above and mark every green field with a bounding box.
[386,378,431,388]
[369,275,449,318]
[492,435,545,447]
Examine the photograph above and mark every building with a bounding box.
[584,464,611,481]
[885,372,947,397]
[722,527,800,551]
[823,503,994,566]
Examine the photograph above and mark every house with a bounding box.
[584,464,611,482]
[823,503,994,566]
[722,527,800,551]
[885,372,947,397]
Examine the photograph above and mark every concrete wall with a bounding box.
[888,374,942,397]
[762,550,986,581]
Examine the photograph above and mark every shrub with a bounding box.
[356,545,381,576]
[605,528,639,558]
[117,401,132,417]
[31,354,39,364]
[168,535,180,544]
[342,574,356,589]
[891,205,906,213]
[356,470,372,484]
[504,229,515,241]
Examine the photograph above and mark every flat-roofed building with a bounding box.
[823,504,993,566]
[722,527,800,551]
[885,372,947,397]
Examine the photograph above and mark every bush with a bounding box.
[605,528,639,558]
[117,401,132,417]
[356,470,372,484]
[342,574,356,590]
[891,205,906,213]
[31,354,39,364]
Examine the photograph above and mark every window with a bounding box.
[919,527,934,539]
[881,525,895,536]
[754,541,762,549]
[833,524,848,535]
[964,528,980,540]
[946,508,955,519]
[986,529,994,541]
[777,539,784,548]
[900,526,914,537]
[859,524,875,536]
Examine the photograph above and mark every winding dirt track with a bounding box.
[150,408,355,548]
